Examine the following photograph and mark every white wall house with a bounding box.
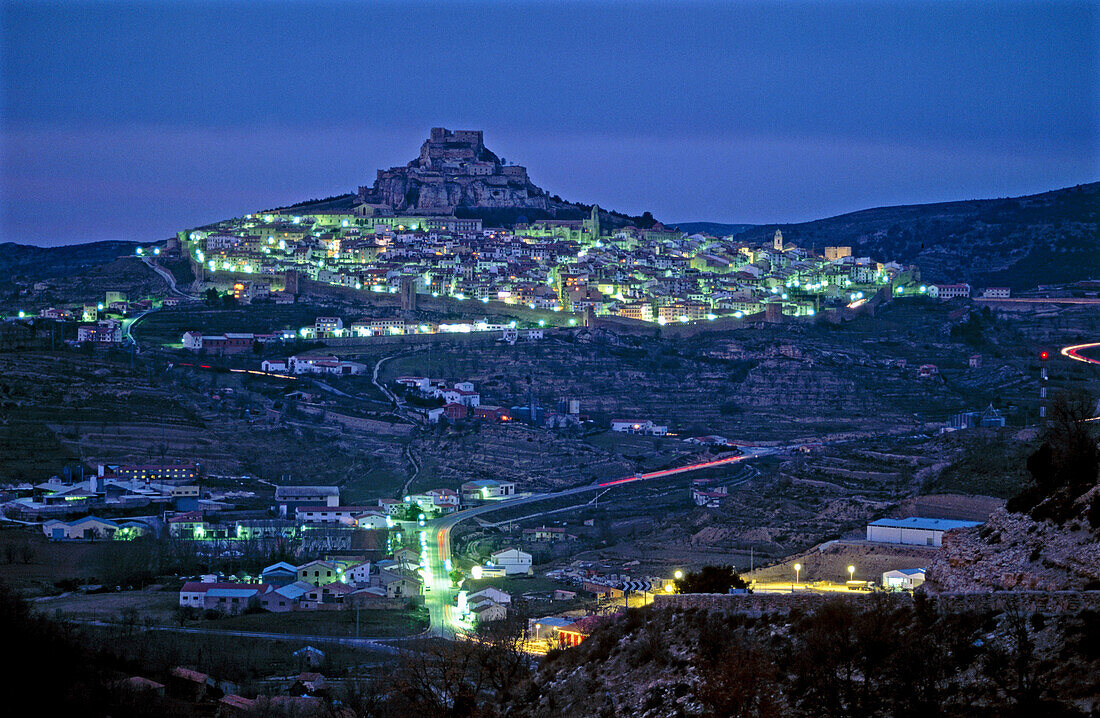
[866,518,982,547]
[928,284,971,300]
[882,568,926,590]
[182,331,203,350]
[490,548,533,575]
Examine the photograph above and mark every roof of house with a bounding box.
[262,561,298,574]
[206,588,263,599]
[180,582,270,594]
[532,617,574,630]
[274,582,313,600]
[274,485,339,499]
[167,511,205,523]
[492,547,530,558]
[868,517,982,531]
[170,667,209,683]
[219,695,256,710]
[47,516,120,528]
[885,567,927,576]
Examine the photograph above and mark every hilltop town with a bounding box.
[0,129,1097,716]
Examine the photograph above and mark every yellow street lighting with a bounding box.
[848,565,855,582]
[793,563,802,587]
[664,584,674,593]
[674,570,683,580]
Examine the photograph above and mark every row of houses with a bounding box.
[180,558,422,614]
[261,355,368,376]
[8,465,203,521]
[926,284,1011,300]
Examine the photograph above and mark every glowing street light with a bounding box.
[673,570,683,580]
[848,565,855,582]
[793,562,802,587]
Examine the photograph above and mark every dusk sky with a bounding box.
[1,0,1097,247]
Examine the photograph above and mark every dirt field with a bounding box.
[746,540,939,585]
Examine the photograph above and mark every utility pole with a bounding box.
[1039,350,1049,427]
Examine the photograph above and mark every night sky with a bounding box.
[1,0,1096,247]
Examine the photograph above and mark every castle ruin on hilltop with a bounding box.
[357,128,553,215]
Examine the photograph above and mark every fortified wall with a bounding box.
[654,590,1100,615]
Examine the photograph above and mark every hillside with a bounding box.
[734,183,1099,290]
[669,222,755,237]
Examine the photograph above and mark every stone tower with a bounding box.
[587,204,601,239]
[773,229,784,252]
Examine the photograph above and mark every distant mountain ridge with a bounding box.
[0,240,140,280]
[669,222,755,237]
[731,183,1098,289]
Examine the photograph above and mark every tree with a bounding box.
[674,565,749,594]
[1007,391,1099,523]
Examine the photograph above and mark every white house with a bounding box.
[610,419,668,436]
[427,488,460,510]
[179,581,269,610]
[261,359,287,373]
[882,567,926,590]
[275,485,339,516]
[295,506,377,526]
[286,355,367,376]
[866,518,982,547]
[346,561,372,586]
[981,287,1011,299]
[354,511,391,530]
[490,548,532,576]
[927,283,971,300]
[182,331,204,350]
[461,479,516,500]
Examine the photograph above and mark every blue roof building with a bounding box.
[866,517,982,547]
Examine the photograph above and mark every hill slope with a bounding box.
[0,240,140,280]
[734,183,1099,289]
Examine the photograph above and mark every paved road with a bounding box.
[142,256,194,299]
[421,448,775,637]
[372,352,422,423]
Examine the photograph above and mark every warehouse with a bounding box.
[865,517,982,547]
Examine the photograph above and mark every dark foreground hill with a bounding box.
[734,183,1099,290]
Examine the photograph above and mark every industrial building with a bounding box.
[866,517,982,547]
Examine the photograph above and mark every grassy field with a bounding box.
[205,605,428,638]
[38,588,178,623]
[77,623,397,681]
[134,303,329,347]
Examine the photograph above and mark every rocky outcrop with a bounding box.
[925,499,1100,592]
[358,127,554,215]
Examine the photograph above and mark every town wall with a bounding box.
[654,590,1100,615]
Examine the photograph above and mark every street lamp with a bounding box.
[848,565,855,584]
[673,570,683,580]
[793,563,802,589]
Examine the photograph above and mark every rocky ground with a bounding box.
[927,500,1100,592]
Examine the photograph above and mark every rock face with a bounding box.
[925,498,1100,592]
[358,128,553,215]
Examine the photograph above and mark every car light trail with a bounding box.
[1061,342,1100,366]
[597,454,746,487]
